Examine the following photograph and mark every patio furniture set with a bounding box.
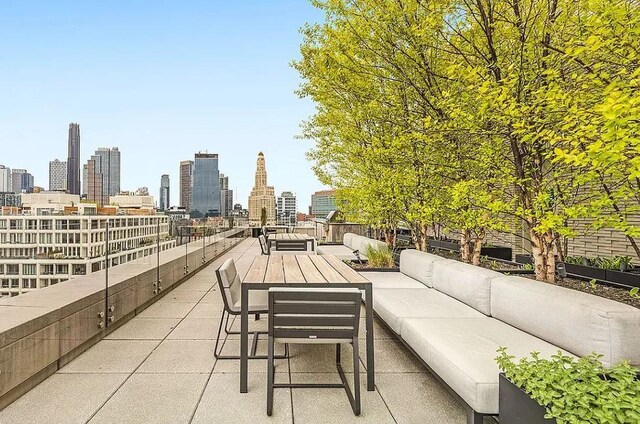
[214,231,640,423]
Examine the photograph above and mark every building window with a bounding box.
[6,264,19,275]
[22,264,36,275]
[55,264,69,275]
[10,279,19,288]
[1,280,9,288]
[72,264,86,275]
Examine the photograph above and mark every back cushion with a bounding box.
[399,250,448,288]
[432,261,500,315]
[343,233,355,248]
[491,276,640,367]
[351,235,365,251]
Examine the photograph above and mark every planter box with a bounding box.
[499,374,555,424]
[351,266,399,272]
[515,254,533,265]
[480,246,512,261]
[428,239,460,252]
[564,263,607,281]
[604,269,640,288]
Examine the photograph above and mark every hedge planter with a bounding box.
[499,374,555,424]
[480,246,512,261]
[564,263,607,281]
[428,239,460,252]
[515,254,533,265]
[604,269,640,288]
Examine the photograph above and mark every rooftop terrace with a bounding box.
[0,238,491,424]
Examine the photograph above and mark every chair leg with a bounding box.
[336,341,360,416]
[267,336,274,416]
[352,339,361,415]
[466,409,484,424]
[213,310,226,359]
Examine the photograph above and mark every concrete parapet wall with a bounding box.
[0,228,250,410]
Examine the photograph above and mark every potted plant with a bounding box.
[496,348,640,424]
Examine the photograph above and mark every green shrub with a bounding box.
[496,348,640,423]
[363,244,395,268]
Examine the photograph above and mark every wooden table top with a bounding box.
[243,254,370,284]
[268,233,314,240]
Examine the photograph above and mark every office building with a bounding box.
[93,148,121,196]
[311,189,338,218]
[191,153,220,218]
[179,160,193,210]
[220,173,233,217]
[0,166,11,192]
[67,123,81,195]
[86,158,107,206]
[277,191,297,226]
[0,192,20,208]
[11,169,34,194]
[159,174,170,211]
[0,194,175,297]
[49,159,67,191]
[248,152,276,226]
[82,164,88,196]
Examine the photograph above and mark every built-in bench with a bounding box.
[316,233,386,262]
[367,249,640,423]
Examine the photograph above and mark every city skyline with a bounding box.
[0,1,329,208]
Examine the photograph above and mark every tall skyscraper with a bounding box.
[159,174,170,211]
[86,158,107,206]
[179,160,193,210]
[82,164,88,196]
[191,153,220,218]
[311,189,337,218]
[0,165,11,192]
[248,152,276,226]
[219,173,233,217]
[49,159,67,191]
[93,147,121,195]
[277,191,297,226]
[11,169,34,193]
[67,123,81,195]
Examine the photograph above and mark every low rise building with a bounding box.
[0,194,175,297]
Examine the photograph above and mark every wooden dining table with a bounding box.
[240,254,375,393]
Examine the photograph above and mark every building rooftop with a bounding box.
[0,238,488,423]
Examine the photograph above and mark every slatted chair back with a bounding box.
[268,288,361,344]
[258,234,270,255]
[215,258,242,311]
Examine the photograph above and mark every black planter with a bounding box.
[604,269,640,288]
[515,254,533,265]
[480,246,513,261]
[351,266,400,272]
[564,263,607,281]
[428,239,460,252]
[499,374,555,423]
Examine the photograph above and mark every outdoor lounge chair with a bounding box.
[266,287,362,416]
[213,258,286,360]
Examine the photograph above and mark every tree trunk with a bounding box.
[530,228,556,283]
[460,229,471,263]
[420,223,428,251]
[471,230,486,266]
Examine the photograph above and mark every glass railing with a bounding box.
[0,224,250,408]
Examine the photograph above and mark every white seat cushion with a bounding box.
[365,271,426,289]
[431,261,502,315]
[399,250,450,288]
[401,317,571,414]
[316,244,364,261]
[491,276,640,367]
[374,288,485,334]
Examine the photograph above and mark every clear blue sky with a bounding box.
[0,0,327,211]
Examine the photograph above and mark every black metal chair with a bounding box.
[258,234,270,255]
[267,287,362,416]
[213,258,287,360]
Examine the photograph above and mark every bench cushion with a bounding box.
[432,261,501,315]
[343,233,356,249]
[316,244,363,261]
[374,288,485,334]
[401,317,571,414]
[491,276,640,367]
[399,250,450,288]
[364,271,426,289]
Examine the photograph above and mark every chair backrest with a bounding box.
[268,288,361,343]
[258,234,270,255]
[215,258,241,310]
